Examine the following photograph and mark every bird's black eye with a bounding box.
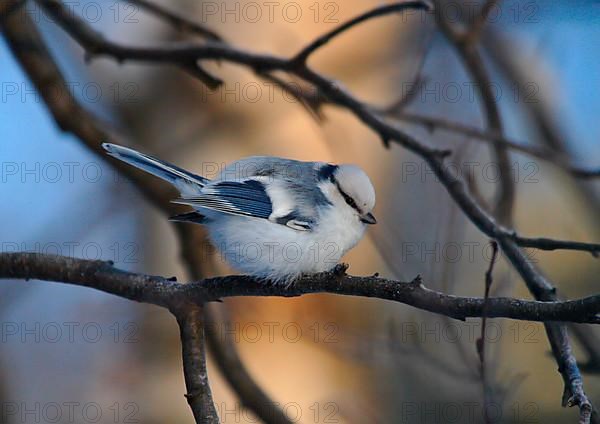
[342,191,357,209]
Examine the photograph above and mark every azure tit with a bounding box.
[102,143,376,284]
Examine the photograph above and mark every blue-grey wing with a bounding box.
[175,179,273,219]
[188,157,333,230]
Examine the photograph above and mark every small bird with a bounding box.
[102,143,376,284]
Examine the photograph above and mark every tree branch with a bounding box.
[176,305,220,424]
[290,1,431,65]
[35,0,222,88]
[35,0,450,158]
[433,0,515,225]
[33,0,600,178]
[175,228,294,424]
[431,2,596,419]
[477,241,499,424]
[390,112,600,178]
[511,235,600,257]
[1,253,600,325]
[546,323,594,424]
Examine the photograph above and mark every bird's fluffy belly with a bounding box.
[206,211,365,283]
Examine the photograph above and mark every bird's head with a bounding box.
[327,164,377,225]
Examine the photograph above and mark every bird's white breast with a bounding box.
[205,205,365,284]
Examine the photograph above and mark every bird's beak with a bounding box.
[360,212,377,225]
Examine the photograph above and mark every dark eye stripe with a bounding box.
[335,181,361,213]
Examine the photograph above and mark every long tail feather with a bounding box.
[102,143,208,190]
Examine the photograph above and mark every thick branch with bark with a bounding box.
[2,253,600,325]
[177,305,220,424]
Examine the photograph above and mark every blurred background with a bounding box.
[1,0,599,422]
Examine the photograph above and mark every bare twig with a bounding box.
[34,0,451,157]
[35,0,223,88]
[546,323,594,424]
[477,241,499,424]
[433,0,514,225]
[1,253,600,324]
[33,0,600,184]
[176,228,294,424]
[176,305,220,424]
[391,112,600,178]
[511,235,600,258]
[290,1,431,65]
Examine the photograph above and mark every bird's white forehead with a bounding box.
[334,164,376,211]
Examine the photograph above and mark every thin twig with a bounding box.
[34,0,600,185]
[511,235,600,258]
[546,323,594,424]
[391,112,600,179]
[433,0,515,225]
[290,1,431,65]
[477,241,499,424]
[35,0,223,88]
